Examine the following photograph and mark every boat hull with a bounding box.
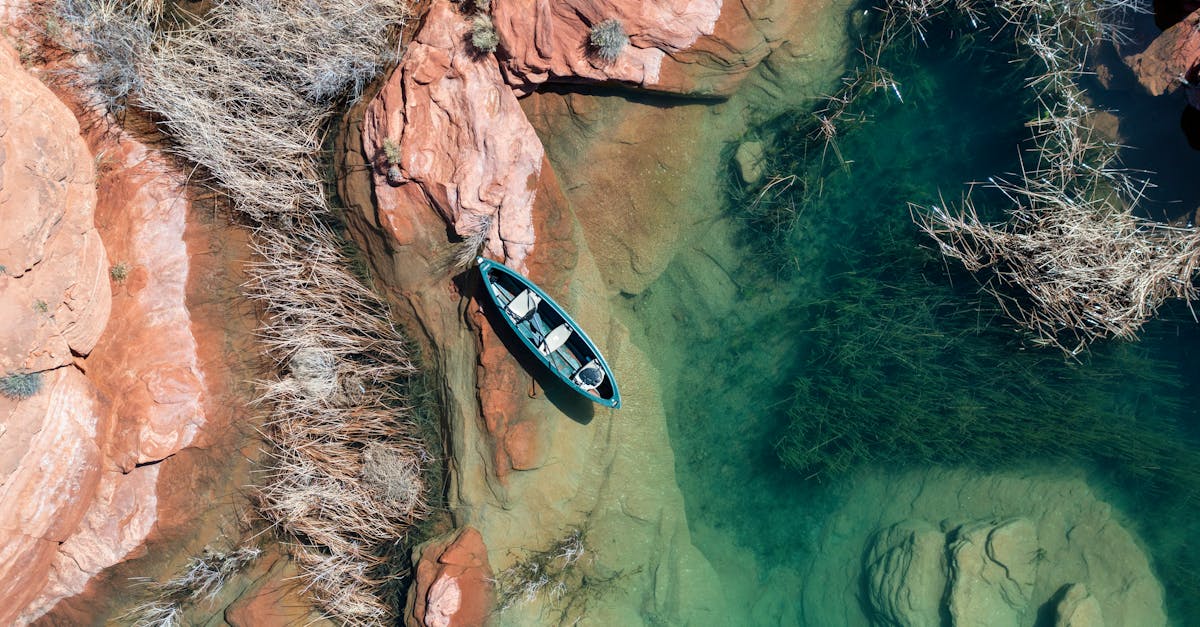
[477,257,621,409]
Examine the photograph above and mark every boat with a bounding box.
[477,256,621,409]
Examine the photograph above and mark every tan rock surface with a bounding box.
[1055,583,1104,627]
[339,0,857,621]
[343,68,730,627]
[947,518,1039,627]
[801,468,1166,627]
[864,520,947,627]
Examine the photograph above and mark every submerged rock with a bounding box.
[1125,8,1200,108]
[863,520,946,627]
[946,518,1038,627]
[735,139,768,185]
[1055,583,1104,627]
[803,468,1166,627]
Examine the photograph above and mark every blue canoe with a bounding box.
[477,257,621,409]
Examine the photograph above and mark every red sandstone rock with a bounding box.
[86,137,210,470]
[1126,8,1200,107]
[492,0,811,96]
[0,36,245,621]
[491,0,719,92]
[225,552,331,627]
[406,527,493,627]
[362,0,543,269]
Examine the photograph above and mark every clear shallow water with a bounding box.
[630,19,1200,626]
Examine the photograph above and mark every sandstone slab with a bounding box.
[1125,8,1200,108]
[362,0,542,269]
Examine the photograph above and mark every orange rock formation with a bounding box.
[0,38,255,622]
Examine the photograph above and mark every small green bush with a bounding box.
[470,14,499,54]
[381,138,401,165]
[588,19,627,62]
[110,262,130,282]
[1,371,44,400]
[33,299,49,314]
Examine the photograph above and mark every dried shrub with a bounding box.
[588,18,627,62]
[877,0,1192,354]
[125,545,261,627]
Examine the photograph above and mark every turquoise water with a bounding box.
[632,17,1200,625]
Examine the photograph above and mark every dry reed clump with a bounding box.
[490,527,630,622]
[125,545,262,627]
[249,223,428,623]
[873,0,1196,353]
[56,0,429,623]
[492,528,589,612]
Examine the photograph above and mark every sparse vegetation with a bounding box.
[452,213,493,271]
[110,261,130,282]
[588,18,627,63]
[33,299,49,314]
[0,371,44,400]
[470,14,499,54]
[124,545,261,627]
[877,0,1189,354]
[492,526,633,622]
[738,0,1182,354]
[776,240,1196,487]
[381,137,404,186]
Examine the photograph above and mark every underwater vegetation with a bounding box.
[721,5,1200,620]
[777,236,1197,490]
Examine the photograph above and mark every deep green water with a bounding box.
[633,19,1200,626]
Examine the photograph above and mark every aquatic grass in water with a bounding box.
[644,13,1200,623]
[777,237,1195,488]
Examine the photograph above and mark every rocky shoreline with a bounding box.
[1,0,1197,624]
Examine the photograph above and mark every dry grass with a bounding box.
[55,0,429,623]
[124,546,262,627]
[492,528,588,612]
[871,0,1198,353]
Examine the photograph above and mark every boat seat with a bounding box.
[504,288,542,323]
[538,323,572,356]
[572,360,605,392]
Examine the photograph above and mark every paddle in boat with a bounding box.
[476,256,621,409]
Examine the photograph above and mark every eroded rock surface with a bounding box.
[406,527,492,627]
[946,519,1038,627]
[0,38,255,622]
[1055,583,1104,627]
[492,0,824,97]
[362,0,543,268]
[863,520,946,627]
[341,0,854,622]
